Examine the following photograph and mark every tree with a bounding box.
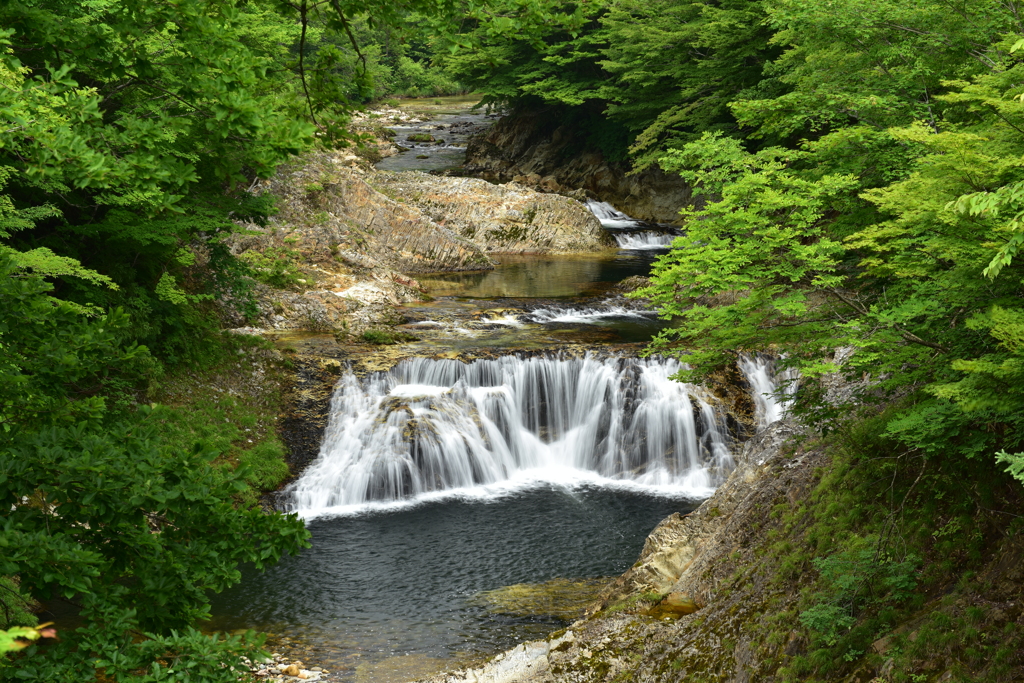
[0,258,310,681]
[635,27,1024,478]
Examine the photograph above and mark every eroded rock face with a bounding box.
[597,422,801,609]
[463,111,693,224]
[366,171,614,254]
[248,153,493,274]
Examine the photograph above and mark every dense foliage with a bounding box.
[0,0,474,678]
[0,260,310,681]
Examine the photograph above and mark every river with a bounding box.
[207,97,792,683]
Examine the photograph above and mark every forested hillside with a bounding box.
[0,0,467,679]
[3,0,1024,681]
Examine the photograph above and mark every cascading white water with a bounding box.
[614,232,675,250]
[584,200,674,249]
[738,353,800,429]
[286,355,740,515]
[527,305,655,324]
[585,200,646,229]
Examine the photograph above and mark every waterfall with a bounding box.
[585,200,674,249]
[286,353,797,516]
[585,200,646,229]
[738,353,800,429]
[285,354,750,515]
[614,231,675,250]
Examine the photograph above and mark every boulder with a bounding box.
[366,171,614,254]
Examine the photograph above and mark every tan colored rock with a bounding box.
[596,420,800,610]
[366,171,614,255]
[240,154,492,274]
[282,663,300,676]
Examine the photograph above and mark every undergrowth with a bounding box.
[761,403,1024,683]
[146,333,293,506]
[0,578,36,630]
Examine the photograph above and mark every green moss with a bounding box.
[470,578,609,621]
[361,329,418,345]
[0,576,38,629]
[602,591,666,616]
[238,246,308,290]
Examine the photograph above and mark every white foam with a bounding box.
[528,306,655,324]
[389,384,450,398]
[478,314,524,327]
[296,469,714,521]
[615,232,675,250]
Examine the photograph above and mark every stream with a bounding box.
[208,97,792,683]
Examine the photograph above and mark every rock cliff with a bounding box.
[463,111,692,224]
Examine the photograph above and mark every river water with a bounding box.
[208,98,793,682]
[208,488,692,681]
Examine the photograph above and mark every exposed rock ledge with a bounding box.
[366,171,614,255]
[221,151,611,332]
[418,421,823,683]
[463,110,693,224]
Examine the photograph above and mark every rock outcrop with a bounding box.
[243,153,493,275]
[596,421,803,608]
[463,111,692,224]
[366,172,614,254]
[223,151,613,333]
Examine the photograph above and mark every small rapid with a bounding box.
[526,305,655,324]
[614,231,675,250]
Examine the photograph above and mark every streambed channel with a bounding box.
[208,99,788,682]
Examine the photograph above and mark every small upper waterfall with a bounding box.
[585,200,646,229]
[584,200,675,250]
[739,353,800,429]
[286,353,795,516]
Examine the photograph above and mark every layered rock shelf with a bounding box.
[223,150,614,333]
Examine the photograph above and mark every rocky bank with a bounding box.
[462,110,692,224]
[221,150,612,334]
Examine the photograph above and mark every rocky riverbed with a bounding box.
[222,151,615,337]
